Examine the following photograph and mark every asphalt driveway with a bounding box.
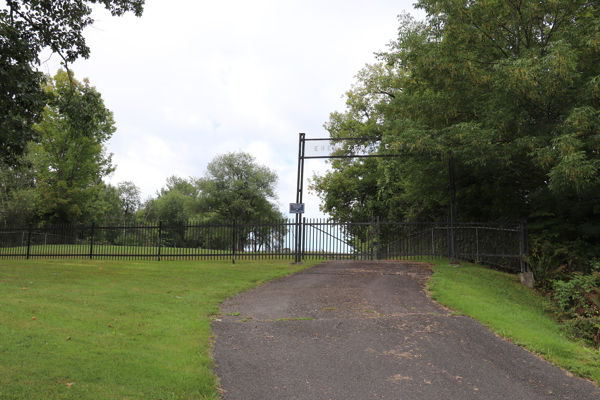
[212,260,599,399]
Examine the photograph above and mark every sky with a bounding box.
[40,0,426,219]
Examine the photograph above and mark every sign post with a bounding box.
[290,203,304,263]
[293,134,306,263]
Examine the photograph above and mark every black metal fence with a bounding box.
[0,219,528,271]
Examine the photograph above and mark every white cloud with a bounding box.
[44,0,427,218]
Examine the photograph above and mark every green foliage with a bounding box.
[194,152,284,251]
[138,176,202,226]
[552,273,600,347]
[0,161,37,227]
[135,153,285,251]
[310,157,385,222]
[94,181,141,226]
[28,70,116,224]
[117,181,141,222]
[563,316,600,347]
[0,21,47,167]
[196,151,281,223]
[314,2,600,264]
[526,234,573,287]
[0,0,144,166]
[553,274,600,316]
[0,69,133,228]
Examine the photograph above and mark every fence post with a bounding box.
[89,222,95,260]
[475,227,480,263]
[302,217,306,261]
[294,216,301,263]
[157,221,162,261]
[446,217,458,263]
[448,150,460,264]
[232,219,236,265]
[376,216,381,260]
[450,221,456,263]
[520,219,529,272]
[26,224,32,260]
[431,227,434,256]
[447,220,451,260]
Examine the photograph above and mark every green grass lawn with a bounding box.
[426,258,600,384]
[3,257,599,399]
[0,259,320,400]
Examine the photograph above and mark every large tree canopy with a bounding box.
[29,69,116,224]
[0,0,144,165]
[138,154,283,226]
[196,151,281,223]
[0,69,131,227]
[139,176,202,226]
[311,1,600,262]
[133,157,284,251]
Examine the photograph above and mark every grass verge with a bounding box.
[425,258,600,384]
[0,259,320,399]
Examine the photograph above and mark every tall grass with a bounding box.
[0,259,319,399]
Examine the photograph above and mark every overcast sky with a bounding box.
[41,0,425,218]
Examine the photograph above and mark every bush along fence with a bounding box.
[0,219,529,271]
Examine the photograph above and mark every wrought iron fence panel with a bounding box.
[453,223,522,271]
[302,219,373,260]
[378,222,451,259]
[0,219,527,271]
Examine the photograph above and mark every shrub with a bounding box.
[563,316,600,347]
[526,235,594,291]
[553,274,599,317]
[552,272,600,347]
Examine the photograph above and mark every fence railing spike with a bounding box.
[0,220,524,269]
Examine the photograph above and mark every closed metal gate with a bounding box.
[299,219,528,272]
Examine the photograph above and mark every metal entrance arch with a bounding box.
[293,133,459,263]
[294,133,395,262]
[290,134,529,271]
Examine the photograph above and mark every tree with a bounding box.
[0,160,37,227]
[0,0,144,165]
[196,152,281,222]
[117,181,141,223]
[0,20,46,167]
[92,181,141,226]
[29,69,116,224]
[136,156,284,250]
[314,3,600,263]
[139,176,201,225]
[196,152,283,250]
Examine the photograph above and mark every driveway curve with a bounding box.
[212,260,599,399]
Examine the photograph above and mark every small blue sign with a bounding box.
[289,203,305,213]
